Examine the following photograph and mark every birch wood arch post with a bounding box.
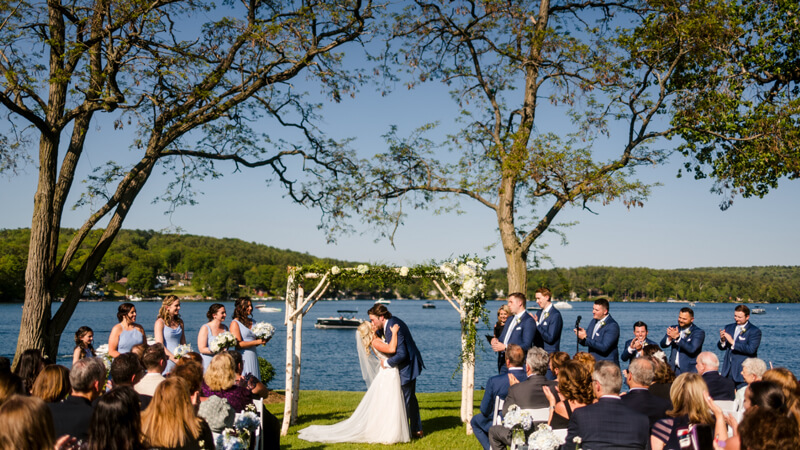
[280,258,488,437]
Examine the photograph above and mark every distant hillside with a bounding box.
[2,228,799,302]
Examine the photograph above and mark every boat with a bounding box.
[315,310,364,329]
[751,307,766,314]
[375,299,391,305]
[256,306,281,313]
[553,301,573,310]
[422,302,436,309]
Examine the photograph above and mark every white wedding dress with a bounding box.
[297,332,410,444]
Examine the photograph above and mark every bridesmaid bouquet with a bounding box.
[95,344,113,370]
[251,322,275,344]
[173,344,193,359]
[210,331,237,353]
[528,423,564,450]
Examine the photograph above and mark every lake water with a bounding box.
[0,300,796,392]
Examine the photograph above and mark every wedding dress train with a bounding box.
[297,334,410,444]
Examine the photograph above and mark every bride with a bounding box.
[297,321,410,444]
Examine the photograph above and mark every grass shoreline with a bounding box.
[265,390,482,449]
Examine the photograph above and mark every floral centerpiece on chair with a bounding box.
[210,331,236,353]
[503,404,535,448]
[251,322,275,344]
[527,423,565,450]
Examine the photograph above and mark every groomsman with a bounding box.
[718,305,762,389]
[575,298,620,366]
[492,293,536,374]
[621,321,658,365]
[660,307,705,375]
[532,287,563,353]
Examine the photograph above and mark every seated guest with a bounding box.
[548,351,570,381]
[85,386,145,450]
[177,351,203,367]
[696,351,735,400]
[651,373,715,450]
[110,352,150,409]
[0,394,65,449]
[488,347,555,450]
[49,357,106,441]
[0,370,24,406]
[572,351,596,374]
[471,344,528,449]
[762,367,800,426]
[564,361,650,449]
[734,357,767,413]
[739,407,800,450]
[709,380,788,450]
[31,364,71,403]
[14,348,46,394]
[643,344,675,402]
[542,360,593,430]
[136,343,168,397]
[228,351,281,450]
[201,352,251,412]
[229,350,268,399]
[0,356,11,374]
[142,377,214,450]
[622,358,672,428]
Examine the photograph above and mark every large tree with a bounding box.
[1,0,373,367]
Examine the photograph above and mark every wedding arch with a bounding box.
[280,257,489,436]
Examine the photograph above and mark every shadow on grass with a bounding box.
[421,415,464,436]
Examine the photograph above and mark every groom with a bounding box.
[368,303,425,438]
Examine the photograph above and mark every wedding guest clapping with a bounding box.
[108,303,146,358]
[197,303,228,371]
[154,295,186,374]
[650,373,714,450]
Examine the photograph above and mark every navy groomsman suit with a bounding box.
[660,323,705,375]
[718,321,761,388]
[579,315,621,366]
[620,337,658,364]
[497,312,536,374]
[471,367,528,450]
[533,304,563,353]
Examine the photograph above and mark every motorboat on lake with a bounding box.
[751,307,766,314]
[375,299,391,305]
[315,310,364,329]
[554,301,573,310]
[422,302,436,309]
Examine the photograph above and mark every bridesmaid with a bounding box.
[108,303,147,358]
[198,303,228,370]
[230,297,269,378]
[154,295,186,374]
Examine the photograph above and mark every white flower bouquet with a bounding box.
[215,428,249,450]
[234,410,261,434]
[503,405,534,447]
[173,344,193,359]
[528,423,565,450]
[95,344,113,370]
[251,322,275,344]
[210,331,236,353]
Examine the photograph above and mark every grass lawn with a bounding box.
[265,390,484,449]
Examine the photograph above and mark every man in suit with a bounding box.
[621,321,658,365]
[696,351,735,400]
[488,347,555,450]
[563,361,650,450]
[659,307,705,375]
[622,357,672,428]
[575,298,620,366]
[718,304,762,389]
[471,344,528,450]
[369,303,426,438]
[532,287,563,354]
[491,292,536,374]
[49,357,106,441]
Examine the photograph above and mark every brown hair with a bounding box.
[549,352,570,375]
[74,326,96,359]
[177,352,203,366]
[535,287,551,299]
[117,303,136,322]
[204,352,236,391]
[739,407,800,450]
[572,352,596,374]
[763,368,800,426]
[31,365,71,403]
[233,297,253,328]
[141,377,203,448]
[157,295,184,328]
[505,344,525,368]
[667,373,714,425]
[0,395,55,449]
[206,303,225,321]
[643,344,676,384]
[367,303,392,319]
[557,361,594,405]
[171,360,204,394]
[142,343,167,371]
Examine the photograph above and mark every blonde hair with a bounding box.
[31,365,71,403]
[667,373,714,425]
[141,377,202,447]
[157,295,183,327]
[357,322,375,355]
[204,352,236,391]
[0,394,55,449]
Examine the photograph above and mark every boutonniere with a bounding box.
[599,321,606,328]
[543,312,549,320]
[684,329,691,336]
[740,327,746,334]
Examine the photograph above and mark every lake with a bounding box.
[0,300,796,392]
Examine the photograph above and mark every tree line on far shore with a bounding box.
[1,228,798,303]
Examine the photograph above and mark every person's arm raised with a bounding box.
[372,324,400,354]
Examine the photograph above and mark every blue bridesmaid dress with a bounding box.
[234,319,260,378]
[117,328,145,354]
[162,322,183,374]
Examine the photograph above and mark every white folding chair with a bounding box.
[252,398,264,450]
[520,407,550,423]
[492,397,505,425]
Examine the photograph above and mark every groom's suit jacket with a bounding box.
[381,316,425,384]
[718,321,761,384]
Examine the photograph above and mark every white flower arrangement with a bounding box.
[503,404,534,447]
[399,266,409,277]
[439,257,487,305]
[251,322,275,344]
[356,264,369,274]
[528,423,565,450]
[210,331,237,353]
[173,344,192,359]
[95,344,113,370]
[215,428,249,450]
[330,265,341,275]
[234,410,261,434]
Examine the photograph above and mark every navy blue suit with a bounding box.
[702,370,736,401]
[718,321,761,387]
[562,397,650,450]
[381,316,425,434]
[471,367,528,450]
[620,337,658,363]
[497,312,536,373]
[533,305,563,353]
[580,315,620,366]
[660,323,704,375]
[620,388,672,429]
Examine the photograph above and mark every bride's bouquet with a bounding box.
[503,405,535,447]
[251,322,275,344]
[528,423,565,450]
[173,344,193,359]
[210,331,237,353]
